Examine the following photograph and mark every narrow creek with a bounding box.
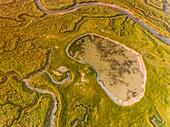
[23,78,57,127]
[35,0,170,45]
[20,49,71,127]
[30,0,170,125]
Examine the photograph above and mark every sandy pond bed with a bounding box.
[67,33,146,106]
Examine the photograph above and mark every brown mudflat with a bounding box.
[68,33,146,105]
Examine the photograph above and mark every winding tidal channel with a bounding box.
[25,0,170,126]
[35,0,170,45]
[21,49,71,127]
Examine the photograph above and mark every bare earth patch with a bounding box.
[57,66,68,73]
[67,33,146,106]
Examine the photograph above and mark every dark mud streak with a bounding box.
[0,12,43,28]
[0,1,46,28]
[21,47,71,126]
[126,1,147,16]
[72,0,77,6]
[17,13,37,21]
[1,45,71,125]
[0,48,59,127]
[0,14,45,28]
[109,14,126,31]
[127,2,170,33]
[89,14,125,18]
[39,13,47,18]
[149,115,164,127]
[12,94,40,126]
[64,16,86,33]
[143,0,162,10]
[0,36,36,55]
[0,74,8,84]
[64,14,124,33]
[0,102,23,127]
[24,57,55,126]
[43,95,55,127]
[0,75,40,127]
[0,76,39,126]
[167,81,170,86]
[74,104,89,122]
[71,104,89,127]
[120,16,128,37]
[35,0,170,45]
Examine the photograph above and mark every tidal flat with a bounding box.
[68,33,146,106]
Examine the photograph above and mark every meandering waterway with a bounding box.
[32,0,169,124]
[21,49,71,127]
[35,0,170,45]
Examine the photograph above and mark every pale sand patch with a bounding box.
[46,35,55,39]
[53,71,62,76]
[80,72,87,83]
[57,66,68,73]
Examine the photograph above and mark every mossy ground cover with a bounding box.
[0,75,53,126]
[77,0,170,38]
[0,0,170,127]
[41,0,74,11]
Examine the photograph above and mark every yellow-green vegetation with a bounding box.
[77,0,170,38]
[48,66,69,83]
[41,0,74,11]
[0,0,170,127]
[0,75,53,126]
[29,72,62,127]
[0,40,48,78]
[13,93,53,127]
